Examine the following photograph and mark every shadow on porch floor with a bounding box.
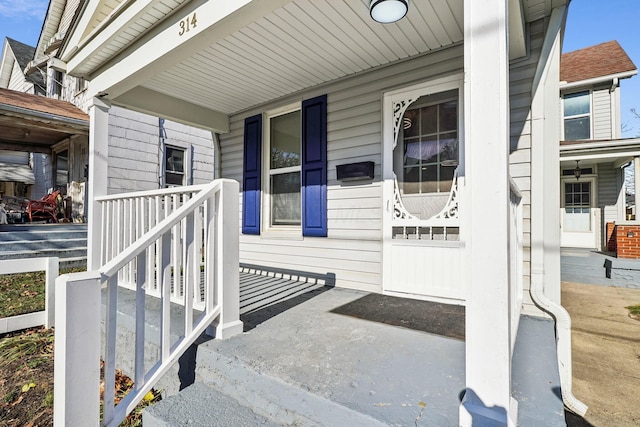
[112,268,565,426]
[178,283,561,426]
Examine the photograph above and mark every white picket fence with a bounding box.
[54,179,242,427]
[0,257,59,333]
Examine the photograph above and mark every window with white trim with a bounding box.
[563,91,591,140]
[265,106,302,227]
[242,95,327,237]
[51,69,64,98]
[164,145,186,187]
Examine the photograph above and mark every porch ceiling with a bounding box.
[64,0,558,127]
[137,0,464,115]
[0,87,89,153]
[560,138,640,167]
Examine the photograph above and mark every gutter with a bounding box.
[559,137,640,151]
[560,69,637,90]
[0,104,89,129]
[530,5,588,417]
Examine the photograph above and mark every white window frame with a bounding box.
[51,69,64,99]
[562,90,592,141]
[162,141,192,188]
[261,102,303,237]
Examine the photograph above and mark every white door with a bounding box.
[382,76,465,304]
[561,179,597,248]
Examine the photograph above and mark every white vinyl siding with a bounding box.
[221,19,544,293]
[598,164,621,248]
[60,0,81,34]
[8,62,32,93]
[510,19,546,301]
[0,150,29,164]
[107,106,214,195]
[592,87,613,139]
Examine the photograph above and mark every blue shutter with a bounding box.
[301,95,327,237]
[242,114,262,235]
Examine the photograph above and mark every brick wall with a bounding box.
[614,224,640,259]
[606,222,617,252]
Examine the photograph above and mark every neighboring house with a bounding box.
[559,41,639,251]
[52,0,587,425]
[0,39,51,203]
[0,0,217,219]
[0,38,45,95]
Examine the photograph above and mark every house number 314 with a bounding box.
[178,13,197,36]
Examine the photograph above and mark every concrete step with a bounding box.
[0,238,87,252]
[0,224,87,264]
[143,382,283,427]
[0,247,87,261]
[0,225,87,241]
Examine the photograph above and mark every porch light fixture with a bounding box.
[573,161,581,180]
[370,0,408,24]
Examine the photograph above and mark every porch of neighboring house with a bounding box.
[0,87,90,223]
[560,137,640,256]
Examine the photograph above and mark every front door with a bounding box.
[561,178,597,248]
[382,76,465,303]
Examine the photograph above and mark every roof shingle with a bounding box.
[0,87,88,122]
[560,40,637,83]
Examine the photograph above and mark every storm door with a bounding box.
[561,178,597,248]
[382,76,465,303]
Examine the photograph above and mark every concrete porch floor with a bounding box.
[134,271,565,426]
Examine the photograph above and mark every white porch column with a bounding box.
[460,0,514,426]
[87,97,111,270]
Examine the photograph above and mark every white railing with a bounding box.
[97,185,208,308]
[508,177,524,355]
[0,257,58,333]
[54,179,243,427]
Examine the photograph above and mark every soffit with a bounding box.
[35,0,66,59]
[139,0,465,115]
[72,0,559,118]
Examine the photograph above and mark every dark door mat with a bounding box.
[331,293,465,340]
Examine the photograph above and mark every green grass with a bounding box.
[0,267,84,317]
[626,304,640,318]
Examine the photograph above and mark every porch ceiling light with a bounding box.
[574,161,582,180]
[370,0,408,24]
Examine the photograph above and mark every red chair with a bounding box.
[26,190,62,223]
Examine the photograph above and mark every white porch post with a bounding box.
[87,97,110,270]
[460,0,514,425]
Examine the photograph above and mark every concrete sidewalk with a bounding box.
[562,248,640,289]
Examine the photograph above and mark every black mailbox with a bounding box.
[336,161,375,181]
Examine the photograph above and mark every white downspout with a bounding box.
[530,5,588,417]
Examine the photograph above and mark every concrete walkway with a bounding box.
[561,248,640,426]
[562,248,640,289]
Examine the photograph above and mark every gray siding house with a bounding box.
[45,0,591,425]
[559,40,639,250]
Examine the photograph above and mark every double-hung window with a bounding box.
[266,107,302,227]
[563,91,591,140]
[242,95,327,237]
[164,145,185,187]
[162,142,192,188]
